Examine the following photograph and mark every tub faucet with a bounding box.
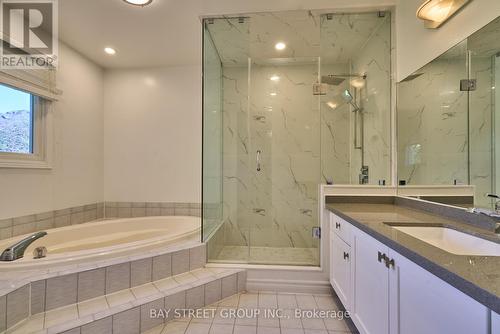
[0,231,47,261]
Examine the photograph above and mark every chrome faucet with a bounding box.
[0,231,47,261]
[468,194,500,235]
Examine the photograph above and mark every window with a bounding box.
[0,83,51,168]
[0,84,34,154]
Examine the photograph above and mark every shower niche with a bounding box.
[202,11,392,266]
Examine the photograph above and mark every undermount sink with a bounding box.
[390,226,500,256]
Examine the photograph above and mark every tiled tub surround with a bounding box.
[0,243,212,333]
[104,202,201,219]
[0,202,201,241]
[0,203,105,241]
[326,196,500,313]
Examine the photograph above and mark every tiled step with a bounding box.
[7,268,246,334]
[0,242,206,333]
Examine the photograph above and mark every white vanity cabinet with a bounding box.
[330,214,352,309]
[329,212,492,334]
[330,232,351,308]
[388,250,489,334]
[492,311,500,333]
[351,225,390,334]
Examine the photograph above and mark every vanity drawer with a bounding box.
[330,213,351,245]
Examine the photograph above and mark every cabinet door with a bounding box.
[352,228,390,334]
[331,233,351,309]
[330,212,351,245]
[389,250,489,334]
[492,311,500,334]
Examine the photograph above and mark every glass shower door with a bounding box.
[245,58,321,265]
[202,21,223,241]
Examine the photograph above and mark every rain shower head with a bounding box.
[321,76,346,86]
[322,73,367,86]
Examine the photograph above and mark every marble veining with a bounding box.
[398,38,495,208]
[205,11,392,265]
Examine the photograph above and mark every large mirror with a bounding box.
[397,16,500,210]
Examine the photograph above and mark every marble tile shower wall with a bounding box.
[319,13,392,185]
[351,16,392,185]
[398,57,469,186]
[469,57,493,207]
[398,56,493,206]
[320,63,351,184]
[222,64,321,249]
[0,202,201,241]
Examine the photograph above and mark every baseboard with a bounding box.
[246,277,333,295]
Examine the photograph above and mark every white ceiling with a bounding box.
[59,0,204,68]
[58,0,395,69]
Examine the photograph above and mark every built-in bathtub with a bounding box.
[0,216,201,270]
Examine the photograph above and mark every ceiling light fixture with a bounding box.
[275,42,286,51]
[416,0,470,29]
[270,92,277,96]
[123,0,153,7]
[270,75,280,82]
[104,47,117,55]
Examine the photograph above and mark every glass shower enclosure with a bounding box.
[203,11,392,266]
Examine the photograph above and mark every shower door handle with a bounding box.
[256,150,262,172]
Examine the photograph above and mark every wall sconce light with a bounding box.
[417,0,470,29]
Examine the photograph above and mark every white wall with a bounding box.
[103,66,202,203]
[396,0,500,81]
[0,43,104,219]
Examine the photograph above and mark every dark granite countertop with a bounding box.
[326,201,500,313]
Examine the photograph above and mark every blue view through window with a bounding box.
[0,84,33,154]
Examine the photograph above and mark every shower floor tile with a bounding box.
[212,246,319,266]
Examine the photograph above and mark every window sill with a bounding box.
[0,155,52,169]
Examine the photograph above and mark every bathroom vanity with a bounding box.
[326,197,500,334]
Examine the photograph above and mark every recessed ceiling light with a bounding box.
[104,47,117,55]
[123,0,153,6]
[275,42,286,51]
[270,92,277,96]
[270,75,280,82]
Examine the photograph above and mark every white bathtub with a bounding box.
[0,216,201,270]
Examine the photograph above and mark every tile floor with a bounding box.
[213,247,319,266]
[143,292,356,334]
